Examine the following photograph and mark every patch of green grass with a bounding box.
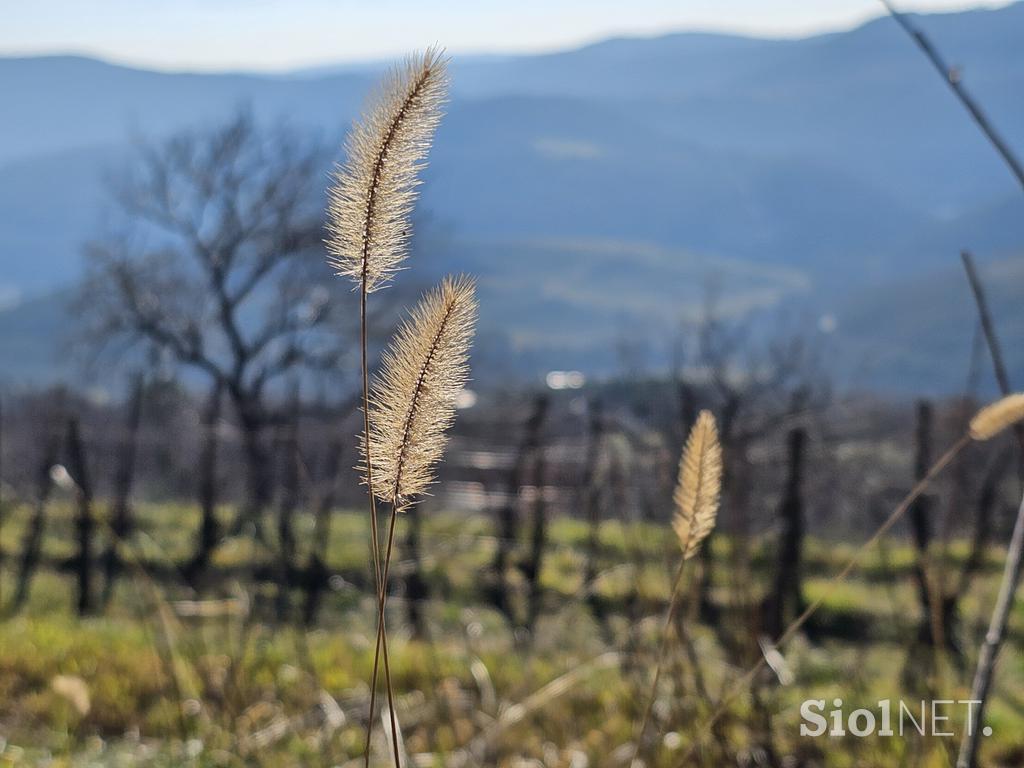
[1,504,1023,766]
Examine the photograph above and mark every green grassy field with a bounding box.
[1,501,1023,766]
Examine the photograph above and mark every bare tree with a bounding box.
[77,112,353,538]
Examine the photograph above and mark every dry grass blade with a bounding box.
[631,411,722,767]
[672,410,722,558]
[970,393,1024,441]
[367,275,477,509]
[462,652,620,758]
[326,48,448,293]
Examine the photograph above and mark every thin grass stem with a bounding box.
[631,558,687,767]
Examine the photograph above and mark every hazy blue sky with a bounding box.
[1,0,1012,71]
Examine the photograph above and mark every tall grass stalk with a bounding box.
[632,410,721,766]
[326,49,448,767]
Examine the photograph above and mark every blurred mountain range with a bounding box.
[1,3,1023,391]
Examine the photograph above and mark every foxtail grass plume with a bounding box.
[969,392,1024,441]
[367,276,477,509]
[672,410,723,559]
[327,48,448,293]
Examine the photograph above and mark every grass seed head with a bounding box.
[327,48,448,293]
[673,410,723,559]
[970,393,1024,441]
[365,275,477,509]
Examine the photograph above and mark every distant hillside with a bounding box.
[0,290,75,385]
[0,145,118,296]
[1,3,1023,390]
[5,4,1022,211]
[835,253,1024,394]
[0,55,371,167]
[451,4,1024,212]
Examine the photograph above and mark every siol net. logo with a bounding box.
[799,699,992,738]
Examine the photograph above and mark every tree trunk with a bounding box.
[764,427,807,639]
[65,417,95,616]
[581,398,605,589]
[228,394,271,539]
[524,442,549,634]
[703,396,741,626]
[404,504,430,639]
[188,381,223,581]
[274,389,300,622]
[241,420,271,535]
[302,437,343,626]
[958,449,1009,598]
[102,374,144,606]
[909,400,941,645]
[489,394,548,621]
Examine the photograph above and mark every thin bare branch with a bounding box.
[880,0,1024,193]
